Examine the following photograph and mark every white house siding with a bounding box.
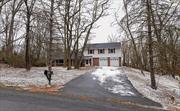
[84,48,122,58]
[84,48,123,67]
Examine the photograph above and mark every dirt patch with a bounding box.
[16,85,64,95]
[79,95,91,101]
[175,107,180,111]
[0,83,6,88]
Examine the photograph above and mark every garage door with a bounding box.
[99,57,108,66]
[110,57,119,67]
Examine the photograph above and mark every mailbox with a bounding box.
[44,70,53,85]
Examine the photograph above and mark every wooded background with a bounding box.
[0,0,110,70]
[0,0,179,89]
[115,0,180,88]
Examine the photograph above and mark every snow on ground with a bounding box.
[92,67,120,84]
[92,67,136,96]
[92,66,180,110]
[0,67,91,87]
[122,67,180,110]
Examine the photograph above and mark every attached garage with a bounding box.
[99,57,108,66]
[95,57,121,67]
[93,58,99,66]
[110,57,119,67]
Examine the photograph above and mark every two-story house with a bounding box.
[84,42,122,67]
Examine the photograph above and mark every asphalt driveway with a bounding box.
[60,68,163,109]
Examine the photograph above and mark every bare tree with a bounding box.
[77,0,110,68]
[107,34,119,42]
[6,0,23,58]
[60,0,109,69]
[146,0,156,89]
[47,0,54,71]
[0,0,11,14]
[116,0,179,89]
[117,0,145,74]
[23,0,36,71]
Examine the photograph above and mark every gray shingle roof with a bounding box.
[86,42,121,49]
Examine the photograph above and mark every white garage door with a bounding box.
[110,57,119,67]
[99,57,108,66]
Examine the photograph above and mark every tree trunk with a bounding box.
[74,41,79,69]
[123,0,144,74]
[7,14,15,59]
[67,39,71,70]
[78,25,93,67]
[63,0,69,68]
[48,0,54,72]
[0,0,4,14]
[147,0,156,89]
[25,13,31,71]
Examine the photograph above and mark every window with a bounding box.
[85,59,92,65]
[88,49,94,54]
[56,59,64,64]
[108,48,115,54]
[98,49,105,54]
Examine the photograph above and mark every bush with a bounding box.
[32,58,46,67]
[0,50,47,67]
[6,54,26,68]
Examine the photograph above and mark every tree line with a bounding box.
[1,0,179,89]
[116,0,180,89]
[0,0,110,71]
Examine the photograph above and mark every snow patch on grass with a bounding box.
[122,66,180,110]
[0,67,90,87]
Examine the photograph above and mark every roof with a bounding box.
[86,42,121,49]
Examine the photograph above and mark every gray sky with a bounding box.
[91,0,124,43]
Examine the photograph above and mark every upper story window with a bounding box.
[98,49,105,54]
[108,48,115,54]
[88,49,94,54]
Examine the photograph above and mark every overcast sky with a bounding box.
[91,0,124,43]
[0,0,124,45]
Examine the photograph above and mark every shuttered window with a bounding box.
[108,48,115,53]
[88,49,94,54]
[98,49,105,54]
